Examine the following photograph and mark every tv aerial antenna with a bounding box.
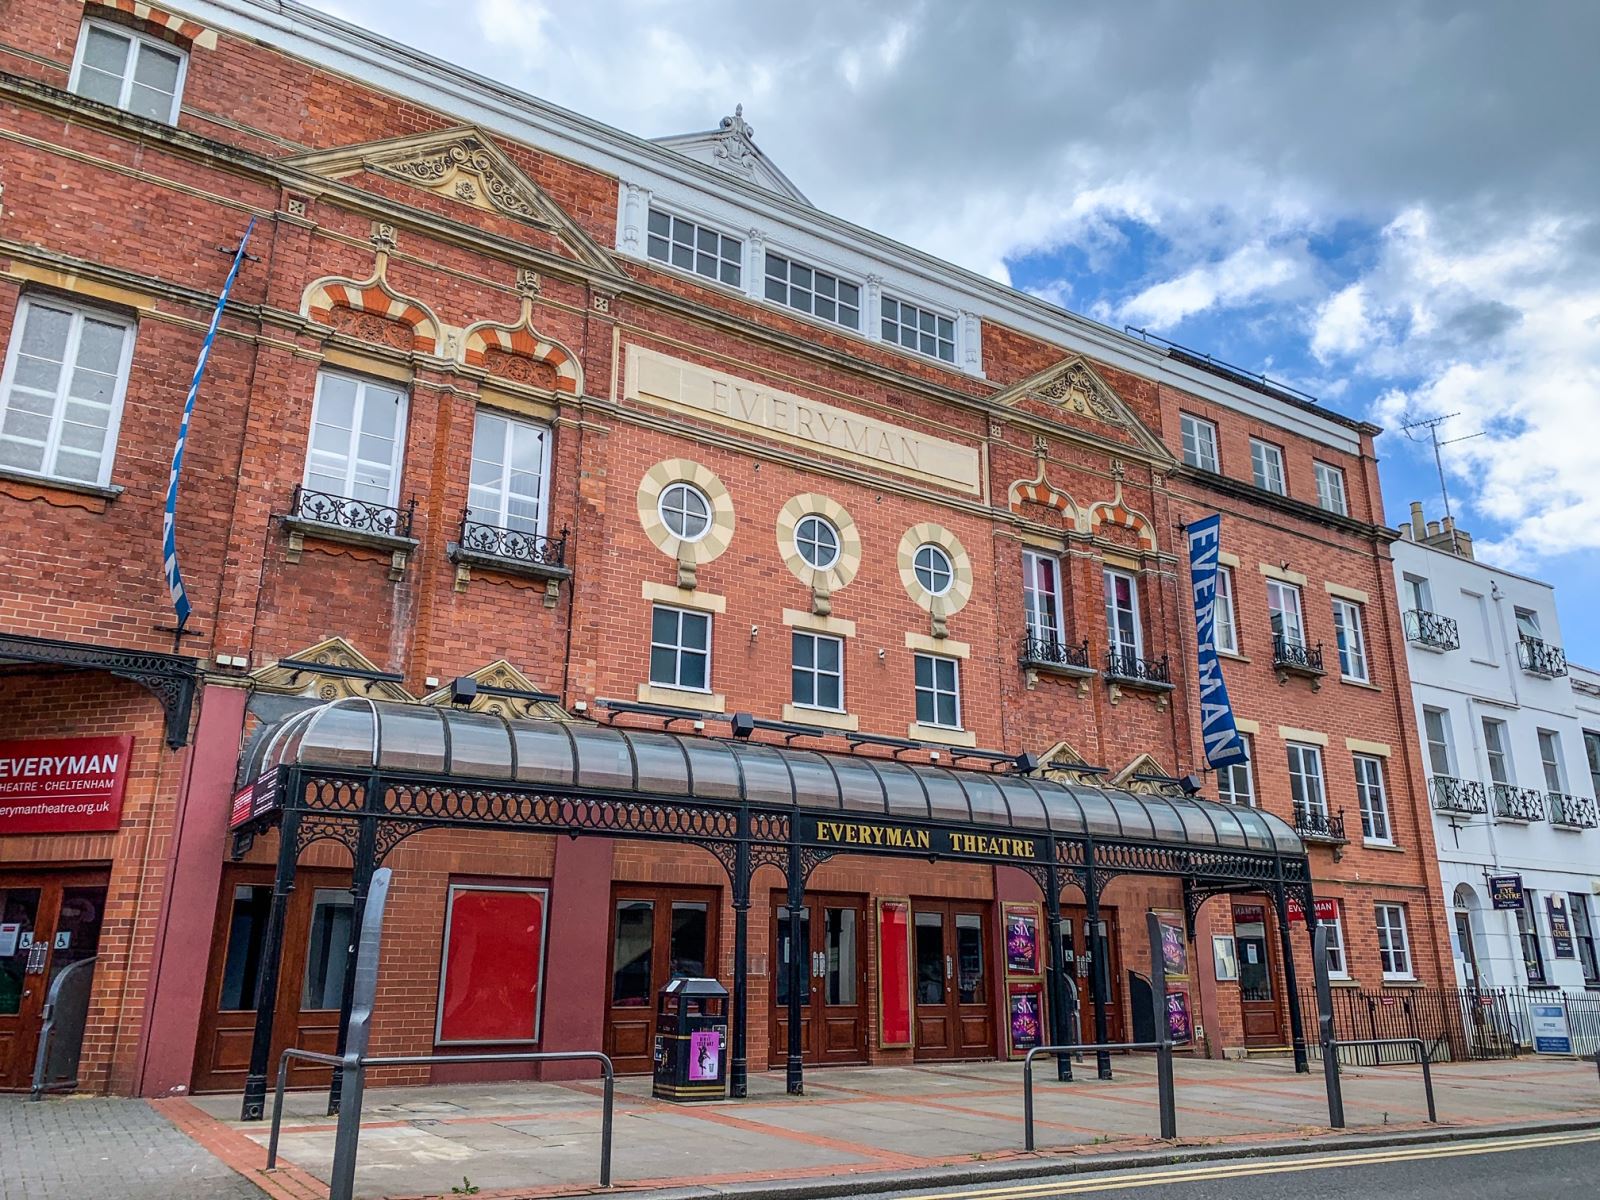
[1401,413,1484,554]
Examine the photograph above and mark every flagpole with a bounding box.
[162,218,257,651]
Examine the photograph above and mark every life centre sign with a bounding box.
[625,345,982,495]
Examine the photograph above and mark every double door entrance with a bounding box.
[1055,905,1125,1044]
[606,885,718,1075]
[0,869,108,1090]
[769,893,868,1067]
[912,900,994,1059]
[192,865,354,1093]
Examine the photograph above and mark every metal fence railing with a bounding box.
[1022,1041,1176,1148]
[1300,983,1600,1064]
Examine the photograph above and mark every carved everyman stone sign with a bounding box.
[626,345,981,495]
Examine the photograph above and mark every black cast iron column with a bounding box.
[785,839,805,1095]
[1044,858,1072,1081]
[731,813,752,1100]
[1275,877,1310,1073]
[240,805,301,1121]
[1084,839,1112,1079]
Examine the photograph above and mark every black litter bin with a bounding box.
[651,976,729,1101]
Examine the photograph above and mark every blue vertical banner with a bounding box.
[1186,514,1248,768]
[163,218,255,633]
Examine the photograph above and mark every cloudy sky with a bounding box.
[312,0,1600,661]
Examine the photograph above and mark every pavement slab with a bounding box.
[20,1055,1600,1199]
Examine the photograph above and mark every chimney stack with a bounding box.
[1410,500,1426,541]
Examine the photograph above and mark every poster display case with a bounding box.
[1001,900,1045,1059]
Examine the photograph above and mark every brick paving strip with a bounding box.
[21,1058,1598,1200]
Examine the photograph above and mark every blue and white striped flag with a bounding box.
[163,218,255,632]
[1186,513,1249,768]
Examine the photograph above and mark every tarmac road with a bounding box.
[882,1128,1600,1199]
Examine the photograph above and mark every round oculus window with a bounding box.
[659,481,712,542]
[913,543,954,595]
[795,514,841,570]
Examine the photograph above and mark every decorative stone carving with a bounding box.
[515,267,542,298]
[592,293,613,314]
[327,306,415,351]
[1031,361,1122,424]
[388,135,543,221]
[370,220,398,249]
[248,637,414,702]
[285,195,307,217]
[480,348,558,389]
[712,105,758,180]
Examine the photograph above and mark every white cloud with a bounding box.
[1310,284,1372,361]
[1121,243,1306,328]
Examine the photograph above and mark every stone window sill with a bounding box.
[0,465,123,502]
[1339,676,1381,692]
[781,705,859,732]
[1363,840,1405,853]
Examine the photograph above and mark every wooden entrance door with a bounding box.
[604,885,718,1075]
[1233,901,1285,1047]
[0,869,109,1091]
[1058,906,1125,1044]
[912,901,994,1060]
[768,893,868,1067]
[191,864,354,1093]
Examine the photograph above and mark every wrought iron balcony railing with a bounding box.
[1104,649,1171,686]
[1403,608,1460,652]
[1293,805,1348,844]
[1272,636,1325,675]
[1517,636,1568,678]
[1431,775,1488,816]
[459,514,569,569]
[290,485,415,539]
[1019,634,1092,671]
[1493,783,1546,822]
[1548,793,1599,829]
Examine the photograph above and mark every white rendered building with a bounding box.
[1393,503,1600,993]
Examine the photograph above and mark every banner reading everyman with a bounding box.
[1186,515,1248,768]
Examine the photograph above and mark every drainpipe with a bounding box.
[1485,580,1522,983]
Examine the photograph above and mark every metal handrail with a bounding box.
[267,1048,615,1190]
[1022,1041,1176,1148]
[1320,1036,1435,1126]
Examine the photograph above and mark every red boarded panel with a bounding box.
[438,887,547,1044]
[878,898,911,1047]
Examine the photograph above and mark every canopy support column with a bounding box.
[785,840,805,1096]
[1274,879,1309,1073]
[241,806,301,1120]
[328,806,377,1115]
[1084,839,1112,1080]
[1044,857,1073,1081]
[731,812,752,1100]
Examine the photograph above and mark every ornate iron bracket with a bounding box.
[798,846,836,884]
[0,631,199,747]
[374,818,424,865]
[295,812,362,858]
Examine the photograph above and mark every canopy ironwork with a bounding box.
[231,699,1318,1119]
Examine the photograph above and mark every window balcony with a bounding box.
[282,486,419,579]
[448,512,573,599]
[1272,635,1325,689]
[1104,649,1172,689]
[1517,636,1567,678]
[1430,775,1487,816]
[1019,634,1094,676]
[1293,804,1348,848]
[1403,608,1459,652]
[1492,783,1547,822]
[1548,793,1599,829]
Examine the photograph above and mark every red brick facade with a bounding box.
[0,0,1449,1096]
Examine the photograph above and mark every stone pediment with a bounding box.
[990,355,1171,460]
[248,637,413,702]
[419,659,569,721]
[654,106,812,205]
[283,126,622,276]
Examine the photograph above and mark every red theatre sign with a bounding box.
[0,735,133,835]
[1286,895,1340,924]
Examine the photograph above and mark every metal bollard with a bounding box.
[1155,1041,1176,1140]
[1023,1055,1037,1151]
[1419,1043,1436,1124]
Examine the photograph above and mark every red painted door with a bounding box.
[0,869,108,1091]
